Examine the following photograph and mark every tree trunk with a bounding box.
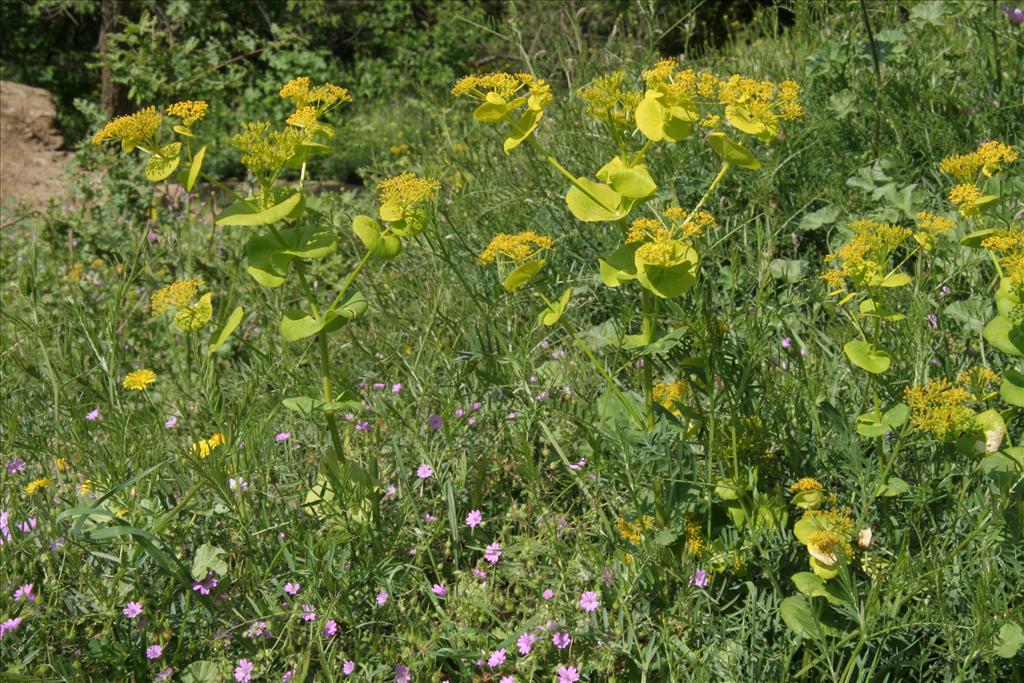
[99,0,131,117]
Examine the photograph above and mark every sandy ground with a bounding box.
[0,80,72,212]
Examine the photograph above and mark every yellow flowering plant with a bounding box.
[92,77,442,514]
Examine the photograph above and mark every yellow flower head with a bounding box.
[377,172,441,210]
[151,279,205,316]
[615,515,655,544]
[940,140,1018,180]
[652,379,688,410]
[25,477,50,495]
[189,432,225,459]
[55,457,70,472]
[280,77,352,113]
[229,122,305,176]
[914,211,955,234]
[166,100,208,126]
[626,218,669,244]
[578,70,642,128]
[790,477,823,492]
[904,378,974,439]
[684,514,705,556]
[807,529,852,566]
[478,231,554,264]
[123,369,157,391]
[92,107,162,150]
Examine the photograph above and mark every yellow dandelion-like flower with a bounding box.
[151,278,204,316]
[377,172,441,210]
[578,70,641,128]
[123,369,157,391]
[635,240,679,266]
[976,140,1018,175]
[229,122,305,176]
[92,107,162,150]
[166,100,208,126]
[904,378,974,439]
[189,432,225,459]
[79,479,93,496]
[615,517,647,544]
[477,231,554,264]
[55,457,70,472]
[955,367,1000,395]
[626,217,665,244]
[25,477,50,495]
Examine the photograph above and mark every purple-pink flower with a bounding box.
[13,584,35,602]
[427,414,443,429]
[376,590,389,606]
[542,588,554,600]
[432,583,447,597]
[579,590,599,612]
[192,571,218,595]
[5,458,25,474]
[301,604,317,621]
[323,619,338,637]
[557,666,580,683]
[146,644,163,660]
[282,670,295,682]
[423,512,437,522]
[500,677,517,683]
[516,632,536,655]
[690,568,709,588]
[343,660,356,676]
[488,648,507,667]
[472,567,487,580]
[417,463,434,479]
[395,664,411,683]
[234,658,254,682]
[552,631,571,649]
[0,617,23,639]
[164,416,178,428]
[465,509,482,528]
[275,432,291,442]
[86,408,100,421]
[391,383,402,393]
[484,542,502,563]
[16,518,36,533]
[284,581,301,596]
[122,601,142,619]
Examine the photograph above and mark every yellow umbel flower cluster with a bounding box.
[939,140,1018,181]
[478,231,554,264]
[92,107,162,149]
[451,72,552,108]
[948,183,983,217]
[820,219,912,289]
[790,477,823,492]
[377,172,441,210]
[25,477,50,495]
[615,515,655,544]
[578,70,642,129]
[684,514,705,556]
[626,218,671,244]
[166,100,208,126]
[123,369,157,391]
[955,367,1000,397]
[652,379,687,410]
[904,378,974,439]
[151,279,205,315]
[914,212,955,234]
[807,529,853,567]
[665,207,717,239]
[279,77,352,111]
[980,226,1024,295]
[229,122,305,176]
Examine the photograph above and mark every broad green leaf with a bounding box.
[725,104,765,135]
[172,124,192,137]
[769,258,808,283]
[843,340,892,374]
[995,622,1024,658]
[503,107,541,153]
[473,92,509,122]
[173,292,212,332]
[960,228,996,248]
[597,156,656,199]
[352,214,383,253]
[191,542,227,580]
[379,201,403,222]
[995,278,1020,317]
[791,572,846,605]
[874,476,910,497]
[282,396,325,414]
[186,145,206,191]
[856,403,909,437]
[144,142,182,182]
[321,291,368,333]
[565,177,625,222]
[636,243,699,299]
[1000,368,1024,407]
[216,189,303,227]
[281,223,336,259]
[180,660,220,683]
[208,306,244,353]
[780,595,835,639]
[810,555,840,580]
[859,298,905,321]
[636,94,668,141]
[983,316,1024,356]
[503,259,545,292]
[793,513,832,545]
[707,132,760,170]
[539,287,571,326]
[245,232,292,288]
[280,309,323,342]
[598,243,640,287]
[880,272,911,288]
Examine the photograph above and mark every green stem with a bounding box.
[199,172,245,202]
[327,249,372,312]
[641,289,656,431]
[527,137,619,214]
[688,161,731,218]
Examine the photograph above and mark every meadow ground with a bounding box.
[1,2,1023,681]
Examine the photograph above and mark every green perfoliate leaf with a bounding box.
[208,306,244,353]
[379,201,404,222]
[539,287,571,327]
[880,272,912,288]
[843,340,892,374]
[565,177,626,222]
[502,259,545,292]
[791,572,846,606]
[596,156,657,199]
[599,243,640,287]
[281,223,336,259]
[245,232,293,288]
[186,145,206,191]
[635,243,699,299]
[473,92,510,122]
[1000,368,1024,407]
[707,132,760,170]
[216,189,303,227]
[983,315,1024,356]
[145,142,182,181]
[724,104,765,135]
[780,595,836,639]
[856,403,909,437]
[280,309,324,342]
[504,107,542,153]
[960,229,996,248]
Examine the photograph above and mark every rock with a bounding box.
[0,81,73,210]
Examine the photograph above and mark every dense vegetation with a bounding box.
[1,1,1023,681]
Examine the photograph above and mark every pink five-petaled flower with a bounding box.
[557,666,580,683]
[552,631,571,649]
[542,588,555,600]
[465,509,482,528]
[423,512,437,522]
[580,590,599,612]
[500,677,517,683]
[484,542,502,563]
[417,463,433,479]
[282,670,296,682]
[13,584,35,602]
[376,590,388,606]
[284,581,301,596]
[301,604,317,621]
[395,664,411,683]
[234,658,254,682]
[516,632,536,655]
[343,660,356,676]
[432,583,447,597]
[391,383,402,393]
[191,571,218,595]
[122,601,142,619]
[275,432,290,442]
[164,416,177,428]
[690,568,709,588]
[472,567,487,580]
[146,644,163,660]
[323,619,338,637]
[0,617,23,639]
[487,648,507,668]
[86,408,100,421]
